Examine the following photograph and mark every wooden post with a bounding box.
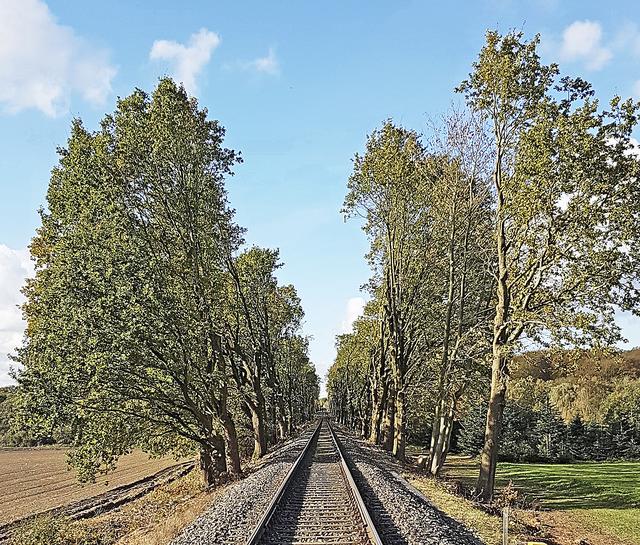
[502,506,509,545]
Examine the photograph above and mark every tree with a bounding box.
[342,122,433,460]
[225,247,308,457]
[533,398,567,459]
[226,247,279,459]
[422,110,495,476]
[277,335,319,433]
[15,79,319,485]
[327,317,374,434]
[458,402,488,456]
[458,30,640,500]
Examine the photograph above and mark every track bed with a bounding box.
[250,419,380,545]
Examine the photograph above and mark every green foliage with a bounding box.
[0,386,72,446]
[458,27,640,364]
[458,395,640,462]
[15,78,319,482]
[333,113,495,464]
[457,403,489,456]
[454,28,640,498]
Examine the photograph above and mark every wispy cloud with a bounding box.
[340,297,365,334]
[150,28,220,94]
[227,47,281,76]
[0,0,117,117]
[557,20,612,70]
[0,246,33,386]
[249,47,280,75]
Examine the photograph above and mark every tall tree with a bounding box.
[343,122,433,460]
[458,31,640,500]
[225,247,306,458]
[17,80,242,484]
[422,110,494,476]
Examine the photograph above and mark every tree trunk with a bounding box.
[221,412,242,476]
[248,400,268,459]
[199,435,226,487]
[369,317,387,444]
[277,408,287,441]
[477,151,510,502]
[369,380,386,444]
[393,387,406,460]
[430,397,455,476]
[441,427,453,467]
[269,404,277,444]
[381,382,395,451]
[429,399,442,467]
[360,411,368,437]
[477,349,508,501]
[275,394,288,440]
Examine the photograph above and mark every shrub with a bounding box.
[9,515,106,545]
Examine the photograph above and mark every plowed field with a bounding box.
[0,448,181,525]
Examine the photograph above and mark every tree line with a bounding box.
[327,30,640,501]
[460,400,640,463]
[12,79,319,485]
[457,349,640,462]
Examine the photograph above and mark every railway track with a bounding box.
[247,418,382,545]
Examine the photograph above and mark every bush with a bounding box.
[9,515,106,545]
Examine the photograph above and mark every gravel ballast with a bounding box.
[171,429,313,545]
[172,423,484,545]
[336,429,485,545]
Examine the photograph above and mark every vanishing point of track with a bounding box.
[246,418,383,545]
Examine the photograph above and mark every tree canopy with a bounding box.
[14,79,319,484]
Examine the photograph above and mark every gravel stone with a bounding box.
[172,423,484,545]
[336,429,485,545]
[171,429,313,545]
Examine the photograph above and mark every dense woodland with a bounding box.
[327,31,640,500]
[10,79,319,485]
[451,349,640,461]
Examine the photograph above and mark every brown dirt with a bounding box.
[0,448,181,526]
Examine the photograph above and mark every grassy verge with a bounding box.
[406,474,533,545]
[410,454,640,545]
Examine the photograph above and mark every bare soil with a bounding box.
[0,448,182,526]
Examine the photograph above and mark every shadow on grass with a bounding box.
[444,457,640,510]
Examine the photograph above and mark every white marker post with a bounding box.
[502,506,509,545]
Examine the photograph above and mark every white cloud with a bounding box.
[634,81,640,99]
[0,0,116,117]
[150,28,220,94]
[340,297,365,334]
[226,47,281,76]
[0,246,33,386]
[557,20,612,70]
[249,47,280,75]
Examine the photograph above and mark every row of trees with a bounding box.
[460,400,640,462]
[328,30,640,500]
[456,351,640,461]
[13,79,319,485]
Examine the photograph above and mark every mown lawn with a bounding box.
[442,456,640,544]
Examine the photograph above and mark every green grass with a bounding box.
[444,457,640,509]
[443,456,640,544]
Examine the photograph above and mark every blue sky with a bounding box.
[1,0,640,389]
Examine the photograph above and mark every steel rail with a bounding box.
[245,419,323,545]
[245,417,382,545]
[327,420,384,545]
